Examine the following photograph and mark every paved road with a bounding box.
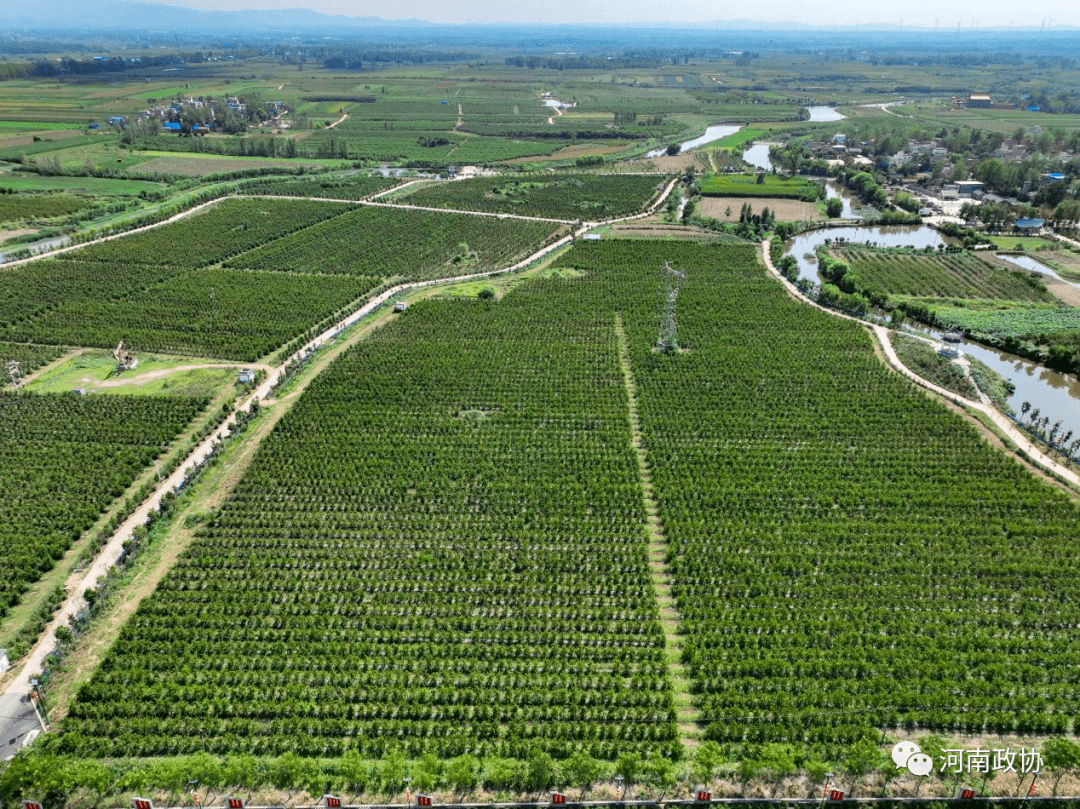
[0,691,41,760]
[0,174,680,750]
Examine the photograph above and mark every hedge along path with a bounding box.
[614,312,702,751]
[759,240,1080,493]
[0,177,681,735]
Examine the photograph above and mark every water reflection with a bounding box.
[807,106,846,122]
[784,226,946,284]
[645,124,742,157]
[780,228,1080,425]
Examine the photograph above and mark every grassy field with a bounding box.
[27,350,242,397]
[987,235,1061,250]
[699,173,821,201]
[0,173,165,195]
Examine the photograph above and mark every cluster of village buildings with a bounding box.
[93,96,285,132]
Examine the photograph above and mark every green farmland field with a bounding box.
[831,247,1056,303]
[397,174,666,220]
[0,392,207,619]
[226,205,561,280]
[58,238,1080,763]
[699,173,821,201]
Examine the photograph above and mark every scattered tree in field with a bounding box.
[562,751,602,799]
[690,741,725,785]
[1042,737,1080,796]
[843,736,883,794]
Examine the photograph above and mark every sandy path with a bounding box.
[759,240,1080,489]
[93,362,274,389]
[0,174,681,735]
[325,111,348,129]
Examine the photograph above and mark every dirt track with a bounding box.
[759,240,1080,491]
[0,174,681,740]
[93,362,274,389]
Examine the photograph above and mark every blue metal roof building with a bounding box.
[1014,218,1046,230]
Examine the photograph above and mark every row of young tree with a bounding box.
[59,279,680,759]
[7,736,1080,804]
[550,241,1080,747]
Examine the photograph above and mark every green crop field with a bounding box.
[0,174,166,196]
[56,237,1080,765]
[0,341,67,377]
[927,300,1080,338]
[226,206,561,280]
[0,392,207,618]
[72,198,352,267]
[699,173,821,201]
[396,174,665,220]
[8,268,382,361]
[831,247,1057,302]
[60,277,678,760]
[0,194,92,223]
[547,240,1080,746]
[5,47,1080,802]
[237,174,402,200]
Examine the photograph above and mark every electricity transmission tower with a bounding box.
[5,359,22,388]
[656,262,685,354]
[112,341,137,373]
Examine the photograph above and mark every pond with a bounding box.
[807,105,846,122]
[784,225,946,285]
[996,253,1080,290]
[741,142,772,172]
[779,226,1080,435]
[645,124,742,157]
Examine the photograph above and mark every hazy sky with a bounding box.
[162,0,1078,28]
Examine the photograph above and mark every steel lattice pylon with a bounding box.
[5,359,22,389]
[656,262,685,354]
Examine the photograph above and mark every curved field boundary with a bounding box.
[759,240,1080,490]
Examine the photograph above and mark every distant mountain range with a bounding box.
[0,0,1074,33]
[0,0,429,31]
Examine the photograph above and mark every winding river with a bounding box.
[645,123,742,158]
[780,226,1080,430]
